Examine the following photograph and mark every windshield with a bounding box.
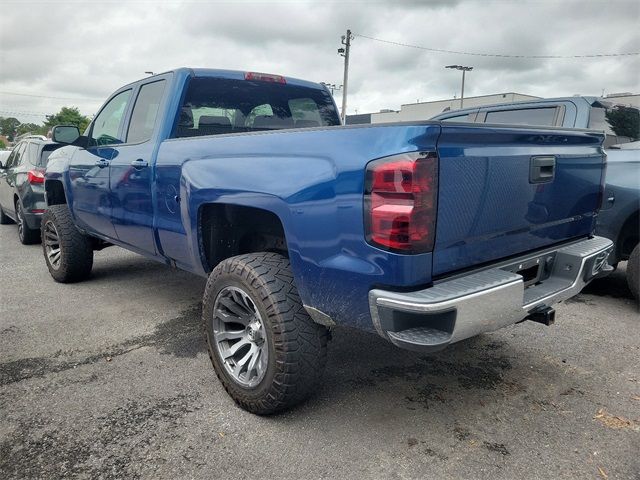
[172,77,340,138]
[589,101,640,147]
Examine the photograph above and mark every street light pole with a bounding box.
[338,29,354,124]
[445,65,473,109]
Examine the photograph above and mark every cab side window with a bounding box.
[90,89,132,146]
[127,80,166,144]
[484,107,558,126]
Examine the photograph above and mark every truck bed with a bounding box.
[152,121,605,329]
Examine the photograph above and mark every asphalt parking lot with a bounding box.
[1,224,638,480]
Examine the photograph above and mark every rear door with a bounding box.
[109,76,168,254]
[432,124,605,277]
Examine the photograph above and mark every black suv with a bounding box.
[0,138,64,244]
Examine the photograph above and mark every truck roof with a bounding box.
[128,67,323,90]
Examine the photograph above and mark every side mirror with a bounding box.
[52,125,81,144]
[0,161,4,169]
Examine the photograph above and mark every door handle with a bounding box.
[529,156,556,184]
[131,158,149,169]
[95,158,109,168]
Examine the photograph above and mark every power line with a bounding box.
[355,33,640,59]
[0,110,49,118]
[0,91,101,101]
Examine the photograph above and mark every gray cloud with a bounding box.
[0,0,638,123]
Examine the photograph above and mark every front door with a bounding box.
[69,89,132,239]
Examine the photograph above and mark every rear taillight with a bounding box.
[27,170,45,184]
[364,151,438,253]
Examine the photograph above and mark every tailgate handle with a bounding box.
[529,156,555,184]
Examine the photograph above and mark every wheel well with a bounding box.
[617,210,639,261]
[200,204,287,271]
[45,180,66,206]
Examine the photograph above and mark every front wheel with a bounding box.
[41,205,94,283]
[627,244,639,302]
[203,252,329,414]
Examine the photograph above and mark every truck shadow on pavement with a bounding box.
[322,327,521,407]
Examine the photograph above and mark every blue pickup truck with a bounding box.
[43,68,613,413]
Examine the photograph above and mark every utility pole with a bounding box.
[445,65,473,109]
[338,29,354,124]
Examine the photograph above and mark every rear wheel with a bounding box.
[16,200,40,245]
[203,252,329,414]
[627,244,639,302]
[41,205,93,283]
[0,205,13,225]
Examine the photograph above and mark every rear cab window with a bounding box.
[172,76,340,138]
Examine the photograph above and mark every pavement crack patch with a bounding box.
[594,408,640,431]
[0,304,203,386]
[483,441,510,456]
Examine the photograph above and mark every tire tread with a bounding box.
[41,205,93,283]
[203,252,328,414]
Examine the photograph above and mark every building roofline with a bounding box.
[399,92,541,108]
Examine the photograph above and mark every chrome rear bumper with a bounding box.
[369,236,613,352]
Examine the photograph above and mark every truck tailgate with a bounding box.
[432,125,605,277]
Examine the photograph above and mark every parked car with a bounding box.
[42,68,612,414]
[0,138,64,244]
[599,143,640,299]
[430,95,638,146]
[430,97,639,300]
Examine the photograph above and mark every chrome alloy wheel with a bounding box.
[212,286,269,388]
[43,220,61,269]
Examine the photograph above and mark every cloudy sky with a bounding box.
[0,0,638,124]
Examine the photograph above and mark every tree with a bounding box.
[0,117,21,141]
[606,106,640,141]
[0,139,6,150]
[44,107,91,133]
[16,122,47,137]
